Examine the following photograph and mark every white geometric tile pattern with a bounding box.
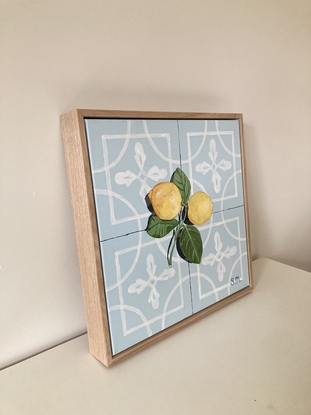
[85,118,250,355]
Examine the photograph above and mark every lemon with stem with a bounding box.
[148,182,182,220]
[187,191,213,226]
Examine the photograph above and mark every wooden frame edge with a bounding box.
[61,110,113,366]
[76,109,243,121]
[238,115,253,290]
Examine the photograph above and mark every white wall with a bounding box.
[1,0,310,369]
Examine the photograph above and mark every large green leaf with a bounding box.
[179,224,203,264]
[146,216,178,238]
[173,168,191,206]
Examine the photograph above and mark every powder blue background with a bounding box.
[85,118,250,355]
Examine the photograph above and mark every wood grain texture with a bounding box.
[238,115,253,289]
[60,109,253,367]
[76,109,243,120]
[61,110,112,366]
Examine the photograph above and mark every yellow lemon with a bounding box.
[188,191,213,226]
[148,182,182,220]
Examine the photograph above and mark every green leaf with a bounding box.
[147,216,178,238]
[179,224,203,264]
[173,168,191,205]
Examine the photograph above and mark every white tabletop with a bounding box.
[1,258,310,414]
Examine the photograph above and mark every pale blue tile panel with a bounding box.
[85,119,181,241]
[85,117,250,355]
[178,119,244,213]
[190,206,250,314]
[100,231,192,355]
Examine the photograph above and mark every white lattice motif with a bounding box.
[184,127,239,205]
[196,139,232,194]
[96,129,175,226]
[128,254,175,310]
[202,231,237,282]
[106,236,190,338]
[115,142,167,199]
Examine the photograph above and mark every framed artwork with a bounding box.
[61,109,253,367]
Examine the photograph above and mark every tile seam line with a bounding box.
[99,205,245,243]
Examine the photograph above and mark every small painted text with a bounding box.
[231,276,242,286]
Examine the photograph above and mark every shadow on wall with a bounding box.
[242,123,267,263]
[274,216,311,272]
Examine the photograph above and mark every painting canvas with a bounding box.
[61,110,252,366]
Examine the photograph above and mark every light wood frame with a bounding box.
[61,109,253,367]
